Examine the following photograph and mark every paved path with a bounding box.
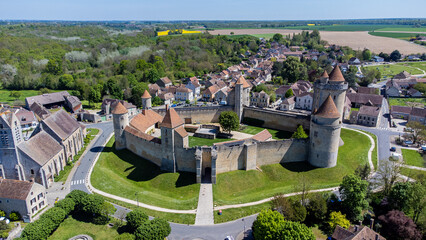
[343,127,376,173]
[402,165,426,171]
[195,183,214,225]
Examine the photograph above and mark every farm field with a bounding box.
[209,29,426,54]
[213,128,369,205]
[0,89,64,105]
[388,98,426,108]
[364,63,424,78]
[375,27,426,33]
[283,24,406,32]
[369,31,426,40]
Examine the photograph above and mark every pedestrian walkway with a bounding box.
[195,183,214,225]
[71,179,86,185]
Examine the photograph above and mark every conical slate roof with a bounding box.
[314,95,340,118]
[141,90,151,99]
[329,66,345,82]
[321,70,329,78]
[112,102,128,114]
[236,76,250,88]
[161,107,184,128]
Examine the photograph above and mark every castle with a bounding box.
[113,67,348,183]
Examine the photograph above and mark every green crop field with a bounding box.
[368,31,425,40]
[283,24,407,32]
[375,27,426,33]
[0,89,64,105]
[91,137,200,210]
[213,128,369,205]
[250,33,276,39]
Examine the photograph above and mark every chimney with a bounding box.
[359,220,362,226]
[165,104,169,111]
[142,109,146,115]
[354,225,358,232]
[375,234,379,240]
[370,218,374,229]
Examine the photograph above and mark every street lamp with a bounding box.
[135,192,139,207]
[242,218,245,236]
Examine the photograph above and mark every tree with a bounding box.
[362,49,372,61]
[115,233,136,240]
[59,74,74,89]
[388,182,413,213]
[339,174,369,221]
[272,33,283,43]
[270,195,306,222]
[21,218,55,240]
[134,221,154,240]
[40,207,66,226]
[219,111,239,134]
[377,160,401,195]
[45,59,62,75]
[406,121,426,144]
[66,190,89,212]
[9,91,21,100]
[390,50,401,61]
[305,193,327,225]
[409,182,425,224]
[88,86,102,106]
[291,125,308,139]
[252,209,314,240]
[379,210,422,240]
[100,202,116,220]
[0,210,5,217]
[55,198,75,215]
[152,96,163,106]
[126,209,149,232]
[285,88,294,98]
[81,194,104,216]
[327,211,350,235]
[354,163,371,180]
[150,218,171,239]
[281,56,305,83]
[116,209,128,227]
[9,211,20,221]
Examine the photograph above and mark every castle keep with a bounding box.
[113,67,347,183]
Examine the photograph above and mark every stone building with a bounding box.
[0,178,47,222]
[250,91,270,107]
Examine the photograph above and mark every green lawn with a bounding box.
[97,194,195,224]
[213,128,369,205]
[364,63,423,79]
[0,89,64,105]
[238,125,293,140]
[188,136,233,147]
[214,202,270,224]
[402,149,425,168]
[359,130,378,170]
[49,217,119,240]
[250,33,276,40]
[81,100,102,110]
[91,137,200,210]
[388,98,426,107]
[55,128,100,182]
[376,27,426,33]
[400,167,426,182]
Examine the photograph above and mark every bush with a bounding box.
[66,190,89,212]
[115,233,136,240]
[134,221,153,240]
[21,218,55,240]
[327,211,350,235]
[9,211,21,221]
[0,220,9,230]
[126,209,149,232]
[40,207,66,227]
[150,218,171,238]
[0,210,5,217]
[81,194,104,216]
[55,198,75,215]
[305,193,328,226]
[92,215,109,225]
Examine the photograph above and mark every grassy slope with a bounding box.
[365,64,423,78]
[369,31,426,40]
[213,128,369,205]
[0,89,64,105]
[214,202,270,224]
[91,137,200,210]
[359,130,378,170]
[49,217,119,240]
[388,98,426,107]
[400,167,426,182]
[402,149,425,167]
[238,125,293,140]
[188,136,233,147]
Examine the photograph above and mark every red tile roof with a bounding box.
[315,95,340,118]
[236,76,251,88]
[141,90,151,99]
[329,66,345,82]
[0,179,34,200]
[161,107,184,128]
[112,102,128,114]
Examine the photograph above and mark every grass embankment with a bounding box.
[402,149,425,168]
[91,137,200,210]
[359,130,378,170]
[400,167,426,182]
[49,217,119,240]
[388,98,426,108]
[214,202,269,224]
[365,63,423,79]
[0,89,64,105]
[238,125,293,140]
[55,128,100,182]
[97,194,195,224]
[188,136,233,147]
[213,128,369,206]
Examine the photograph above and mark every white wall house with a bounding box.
[295,92,313,110]
[175,87,194,102]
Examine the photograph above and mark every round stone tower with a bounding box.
[309,95,342,168]
[141,90,152,110]
[312,67,348,121]
[112,102,129,150]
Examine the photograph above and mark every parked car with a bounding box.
[390,147,396,152]
[405,140,413,145]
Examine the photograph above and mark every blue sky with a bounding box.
[1,0,425,21]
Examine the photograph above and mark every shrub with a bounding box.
[150,218,171,238]
[9,211,21,221]
[55,198,75,215]
[115,233,136,240]
[134,221,153,240]
[21,218,55,240]
[92,215,109,225]
[0,210,5,217]
[0,220,9,230]
[305,193,327,226]
[66,190,89,212]
[327,211,350,235]
[126,209,149,232]
[81,194,104,216]
[40,207,66,227]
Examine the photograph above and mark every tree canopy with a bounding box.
[219,111,239,134]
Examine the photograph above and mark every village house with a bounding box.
[14,108,38,131]
[295,92,313,110]
[250,91,270,108]
[391,105,412,119]
[408,107,426,125]
[332,225,385,240]
[203,85,220,102]
[351,105,382,127]
[148,83,162,97]
[0,178,47,222]
[25,91,82,113]
[348,57,361,65]
[186,77,201,97]
[101,99,137,116]
[175,86,194,102]
[357,87,378,95]
[373,56,384,62]
[280,96,295,111]
[346,93,384,108]
[159,92,175,105]
[156,77,173,88]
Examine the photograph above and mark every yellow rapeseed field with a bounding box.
[157,29,201,36]
[157,30,170,36]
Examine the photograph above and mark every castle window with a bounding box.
[333,96,336,100]
[314,131,318,137]
[31,169,34,175]
[317,154,319,158]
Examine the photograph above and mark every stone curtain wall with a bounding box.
[243,107,310,131]
[155,106,233,124]
[125,131,163,166]
[214,139,309,174]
